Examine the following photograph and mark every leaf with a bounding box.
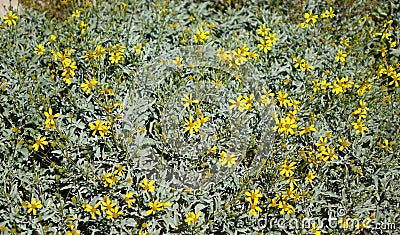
[195,204,206,214]
[19,148,29,157]
[390,49,400,57]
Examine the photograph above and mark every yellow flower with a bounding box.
[102,172,114,188]
[256,23,271,37]
[268,198,278,208]
[378,139,393,151]
[230,49,247,67]
[3,10,18,26]
[287,178,300,189]
[62,60,77,77]
[340,76,354,91]
[245,189,262,203]
[273,118,284,134]
[62,74,71,85]
[47,35,56,45]
[139,178,156,192]
[32,135,48,151]
[27,198,43,215]
[67,229,81,235]
[109,51,123,65]
[260,87,275,105]
[113,165,124,176]
[265,32,278,45]
[57,51,71,66]
[34,44,45,55]
[207,146,217,155]
[321,7,336,19]
[317,151,328,162]
[357,167,363,176]
[181,93,199,107]
[248,201,262,217]
[100,87,115,96]
[299,125,316,136]
[242,94,254,111]
[300,21,310,28]
[146,201,163,215]
[134,44,142,53]
[44,108,60,125]
[110,44,125,54]
[300,60,314,72]
[183,116,201,135]
[79,21,88,34]
[229,95,246,112]
[279,160,296,177]
[172,56,183,68]
[389,72,399,87]
[89,120,109,137]
[82,50,94,61]
[323,147,338,161]
[106,207,123,220]
[320,80,332,91]
[72,10,80,18]
[257,38,272,53]
[198,115,209,125]
[216,47,232,64]
[335,48,347,62]
[193,27,210,44]
[281,117,297,135]
[81,78,98,93]
[94,45,107,60]
[277,91,290,107]
[278,200,295,214]
[389,39,396,48]
[341,37,350,47]
[310,223,321,235]
[338,138,350,151]
[315,136,328,147]
[293,57,304,69]
[330,81,343,95]
[304,10,318,24]
[101,196,116,211]
[352,118,367,135]
[212,78,223,89]
[125,191,136,208]
[219,151,237,168]
[185,211,202,226]
[83,202,101,219]
[305,170,315,184]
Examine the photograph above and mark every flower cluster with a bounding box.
[256,23,278,53]
[0,1,399,234]
[89,120,111,137]
[193,27,210,44]
[245,189,263,217]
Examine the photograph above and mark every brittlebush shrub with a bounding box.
[0,0,399,234]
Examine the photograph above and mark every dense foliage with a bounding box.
[0,0,399,234]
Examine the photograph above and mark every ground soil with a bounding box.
[0,0,19,16]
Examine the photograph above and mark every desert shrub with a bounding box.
[0,0,399,234]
